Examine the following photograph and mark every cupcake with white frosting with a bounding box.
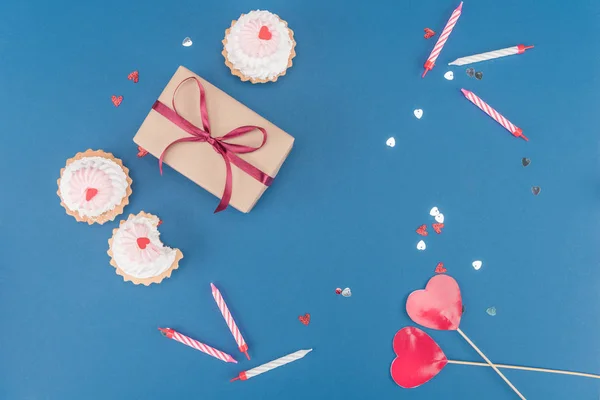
[57,149,132,225]
[222,10,296,83]
[108,212,183,285]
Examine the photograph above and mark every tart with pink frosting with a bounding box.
[222,10,296,83]
[108,212,183,285]
[57,149,132,224]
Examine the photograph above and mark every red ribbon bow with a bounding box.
[153,77,273,213]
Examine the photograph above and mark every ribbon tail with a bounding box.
[214,155,233,213]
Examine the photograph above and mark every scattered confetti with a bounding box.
[432,223,444,234]
[137,146,149,158]
[444,71,454,80]
[416,224,428,236]
[341,288,352,297]
[532,186,541,196]
[472,260,482,270]
[111,95,123,107]
[417,240,426,251]
[435,262,447,274]
[429,207,440,217]
[298,313,311,325]
[486,307,496,316]
[466,67,475,77]
[128,70,139,83]
[475,71,483,80]
[182,37,193,47]
[522,157,531,167]
[413,109,423,119]
[424,28,435,39]
[386,137,396,147]
[434,213,445,223]
[335,288,342,295]
[157,220,163,227]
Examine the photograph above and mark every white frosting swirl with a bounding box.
[112,215,178,279]
[59,156,128,217]
[225,10,293,80]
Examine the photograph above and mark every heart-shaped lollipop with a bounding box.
[390,327,447,388]
[406,274,462,330]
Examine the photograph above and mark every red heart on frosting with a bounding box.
[85,188,98,201]
[406,275,462,330]
[258,26,272,40]
[390,326,447,388]
[137,237,150,250]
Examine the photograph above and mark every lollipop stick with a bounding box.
[447,360,600,379]
[456,328,526,400]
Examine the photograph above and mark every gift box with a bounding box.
[133,66,294,213]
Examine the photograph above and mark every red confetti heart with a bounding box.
[416,224,428,236]
[406,275,462,330]
[157,219,163,227]
[390,327,448,388]
[424,28,435,39]
[434,262,446,274]
[111,95,123,107]
[432,223,444,234]
[128,70,139,83]
[298,313,311,325]
[258,26,272,40]
[85,188,98,201]
[136,237,150,250]
[335,288,342,294]
[137,146,149,158]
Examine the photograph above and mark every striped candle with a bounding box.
[158,327,237,363]
[448,44,534,66]
[461,89,528,141]
[211,283,250,360]
[230,349,313,382]
[422,2,463,77]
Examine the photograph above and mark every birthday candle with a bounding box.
[230,349,312,382]
[461,89,528,141]
[448,44,534,66]
[211,283,250,360]
[422,2,463,78]
[158,327,237,363]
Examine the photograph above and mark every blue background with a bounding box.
[1,0,599,398]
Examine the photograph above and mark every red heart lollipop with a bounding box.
[406,275,462,330]
[390,327,447,388]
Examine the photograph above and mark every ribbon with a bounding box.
[152,77,273,213]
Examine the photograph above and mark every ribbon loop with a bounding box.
[152,77,273,213]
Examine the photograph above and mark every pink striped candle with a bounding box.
[422,2,463,78]
[158,327,237,363]
[211,283,250,360]
[461,89,528,141]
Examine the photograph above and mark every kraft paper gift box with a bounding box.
[133,66,294,213]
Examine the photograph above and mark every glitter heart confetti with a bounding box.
[182,37,193,47]
[127,70,139,83]
[522,158,531,167]
[486,307,496,316]
[429,207,440,216]
[423,28,435,39]
[472,260,482,270]
[137,146,149,158]
[432,223,444,234]
[414,109,423,119]
[111,95,123,107]
[435,262,447,274]
[532,186,541,196]
[444,71,454,80]
[335,288,342,295]
[341,288,352,297]
[475,71,483,80]
[417,240,426,251]
[386,137,396,147]
[416,224,428,236]
[298,313,311,325]
[466,68,475,77]
[434,213,445,223]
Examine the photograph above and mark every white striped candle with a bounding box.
[211,283,250,360]
[461,89,528,141]
[422,2,463,77]
[448,44,534,66]
[230,349,313,382]
[159,327,237,363]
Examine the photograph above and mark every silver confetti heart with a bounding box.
[531,186,541,196]
[486,307,496,316]
[341,288,352,297]
[182,37,193,47]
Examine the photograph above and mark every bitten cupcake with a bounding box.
[57,149,132,225]
[108,212,183,286]
[222,10,296,83]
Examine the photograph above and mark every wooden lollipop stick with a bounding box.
[447,360,600,379]
[456,328,526,400]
